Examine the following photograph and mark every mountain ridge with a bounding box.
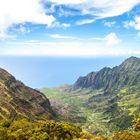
[74,56,140,91]
[0,68,55,121]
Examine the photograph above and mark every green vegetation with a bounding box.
[40,88,111,134]
[118,85,140,116]
[41,83,140,134]
[1,57,140,139]
[0,119,82,140]
[70,56,140,132]
[0,115,140,140]
[111,115,140,140]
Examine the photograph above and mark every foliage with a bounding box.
[0,127,8,140]
[111,130,140,140]
[0,119,82,140]
[133,114,140,131]
[1,115,140,140]
[0,120,11,128]
[110,115,140,140]
[41,88,110,134]
[78,131,107,140]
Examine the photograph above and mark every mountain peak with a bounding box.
[119,56,140,71]
[123,56,140,63]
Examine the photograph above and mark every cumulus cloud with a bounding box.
[105,33,121,46]
[89,32,121,46]
[0,0,55,39]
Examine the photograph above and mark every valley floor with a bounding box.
[40,87,110,134]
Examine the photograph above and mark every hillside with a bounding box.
[42,56,140,134]
[74,56,140,131]
[0,68,55,121]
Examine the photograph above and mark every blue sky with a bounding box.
[0,0,140,87]
[0,56,131,88]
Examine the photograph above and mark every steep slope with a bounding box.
[73,56,140,131]
[0,68,55,121]
[74,56,140,91]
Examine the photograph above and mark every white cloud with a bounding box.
[0,40,139,57]
[103,21,116,27]
[89,32,121,46]
[18,26,30,34]
[49,22,71,28]
[62,23,71,28]
[51,0,140,25]
[76,19,95,25]
[88,0,140,18]
[11,24,31,34]
[124,16,140,30]
[49,34,77,39]
[50,0,87,4]
[105,33,121,46]
[49,33,121,46]
[49,32,121,46]
[0,32,16,40]
[0,0,55,39]
[0,32,125,57]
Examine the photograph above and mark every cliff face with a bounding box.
[74,56,140,91]
[0,68,55,121]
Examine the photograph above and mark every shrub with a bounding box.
[133,115,140,131]
[0,119,82,140]
[111,130,140,140]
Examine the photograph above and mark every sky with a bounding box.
[0,0,140,88]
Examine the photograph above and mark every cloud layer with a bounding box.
[0,33,134,57]
[1,40,139,57]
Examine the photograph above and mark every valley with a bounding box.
[0,56,140,139]
[41,87,110,134]
[40,56,140,135]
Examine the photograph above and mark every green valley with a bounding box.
[40,87,110,134]
[40,57,140,135]
[0,56,140,139]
